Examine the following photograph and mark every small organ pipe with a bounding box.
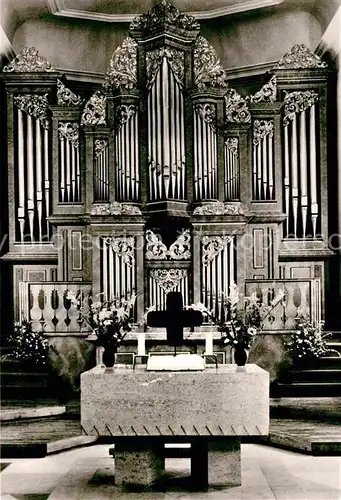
[262,135,268,200]
[291,114,299,238]
[284,126,290,235]
[26,114,35,240]
[300,109,308,237]
[35,119,43,240]
[17,109,25,240]
[269,134,274,200]
[310,104,318,238]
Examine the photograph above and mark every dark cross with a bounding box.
[147,292,203,352]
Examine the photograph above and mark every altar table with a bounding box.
[81,364,269,488]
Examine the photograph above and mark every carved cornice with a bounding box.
[116,104,137,129]
[274,44,328,70]
[104,37,137,91]
[225,138,238,156]
[195,104,216,129]
[81,91,106,126]
[253,120,274,146]
[105,236,135,267]
[194,36,228,91]
[130,0,200,35]
[146,47,184,88]
[150,269,187,294]
[3,47,55,73]
[145,230,191,260]
[283,90,319,126]
[94,139,108,158]
[91,202,142,216]
[193,201,243,216]
[58,122,79,148]
[13,94,50,129]
[202,236,233,266]
[224,88,251,123]
[57,79,83,106]
[248,75,277,103]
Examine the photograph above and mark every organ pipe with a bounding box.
[310,104,318,238]
[17,109,25,241]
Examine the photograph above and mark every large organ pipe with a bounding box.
[35,119,43,240]
[262,135,268,199]
[71,143,76,201]
[291,114,299,238]
[103,239,108,299]
[284,126,290,235]
[26,115,34,240]
[17,109,25,241]
[299,109,308,237]
[310,104,318,238]
[269,134,274,199]
[256,142,262,199]
[44,129,50,224]
[66,142,71,201]
[60,137,65,201]
[134,113,139,200]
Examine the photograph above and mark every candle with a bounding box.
[205,331,213,355]
[138,331,146,356]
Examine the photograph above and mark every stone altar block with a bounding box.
[81,364,269,488]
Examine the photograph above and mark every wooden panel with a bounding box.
[290,267,312,279]
[253,229,264,269]
[71,230,83,271]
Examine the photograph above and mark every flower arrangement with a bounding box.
[284,317,337,361]
[9,319,50,366]
[215,282,285,349]
[66,291,136,347]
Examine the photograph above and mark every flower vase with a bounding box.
[102,345,117,369]
[234,345,248,367]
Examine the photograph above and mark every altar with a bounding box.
[81,364,269,489]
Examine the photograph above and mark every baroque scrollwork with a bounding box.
[248,76,277,103]
[116,105,137,128]
[150,269,188,294]
[13,94,50,129]
[145,230,191,260]
[193,36,228,91]
[202,236,233,266]
[57,79,83,106]
[225,138,238,156]
[81,91,106,126]
[274,44,328,70]
[3,47,55,73]
[224,88,251,123]
[94,139,108,158]
[104,37,137,91]
[146,47,184,87]
[58,122,79,148]
[253,120,274,146]
[91,202,142,216]
[105,236,135,267]
[283,90,319,126]
[195,104,216,128]
[193,201,243,216]
[130,0,200,34]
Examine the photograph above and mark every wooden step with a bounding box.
[271,382,341,397]
[286,369,341,383]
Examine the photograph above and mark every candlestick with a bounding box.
[205,331,213,355]
[138,331,146,356]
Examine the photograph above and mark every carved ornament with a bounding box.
[3,47,55,73]
[57,79,83,106]
[253,120,274,146]
[91,202,142,216]
[150,269,187,294]
[116,105,137,128]
[283,90,318,126]
[224,88,251,123]
[202,236,233,266]
[248,76,277,103]
[146,47,184,87]
[104,37,137,91]
[225,138,238,156]
[94,139,108,158]
[105,236,135,267]
[81,91,106,126]
[14,94,50,129]
[274,44,328,70]
[193,201,243,216]
[195,104,216,128]
[145,230,191,260]
[58,122,79,148]
[193,36,228,91]
[130,0,200,35]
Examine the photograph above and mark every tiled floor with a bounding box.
[1,444,340,500]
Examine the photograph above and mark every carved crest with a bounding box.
[225,138,238,156]
[104,37,137,91]
[202,236,233,266]
[283,90,319,126]
[194,36,228,91]
[81,91,106,126]
[94,139,108,158]
[248,76,277,103]
[91,202,141,216]
[58,122,79,148]
[145,230,191,260]
[150,269,188,294]
[13,94,50,129]
[195,104,216,128]
[224,88,251,123]
[116,105,137,129]
[3,47,55,73]
[146,47,184,87]
[253,120,274,146]
[274,44,327,70]
[105,236,135,267]
[57,79,83,106]
[193,201,243,216]
[130,0,200,35]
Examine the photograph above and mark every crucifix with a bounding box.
[147,291,203,354]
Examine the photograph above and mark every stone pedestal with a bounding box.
[114,440,164,486]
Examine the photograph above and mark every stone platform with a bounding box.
[81,364,269,488]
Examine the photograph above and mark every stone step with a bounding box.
[285,369,341,383]
[270,397,341,423]
[0,384,53,399]
[271,382,341,397]
[327,342,341,354]
[1,372,50,385]
[300,357,341,369]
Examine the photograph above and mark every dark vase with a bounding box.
[234,345,248,366]
[102,345,117,368]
